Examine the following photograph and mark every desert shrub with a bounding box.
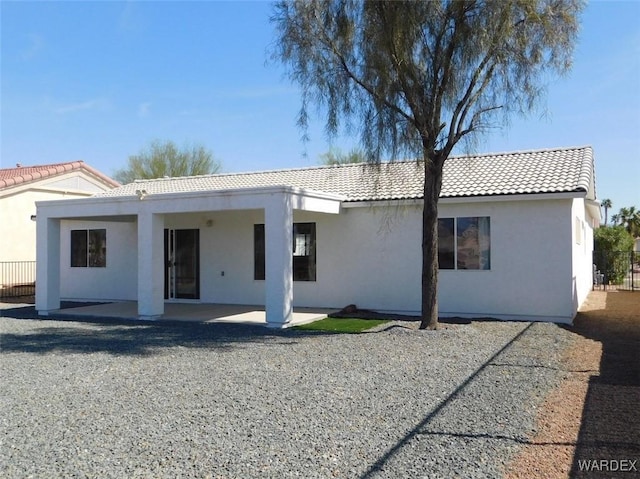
[594,226,634,284]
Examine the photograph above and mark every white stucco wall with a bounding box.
[0,189,99,263]
[57,195,582,322]
[59,220,138,301]
[1,174,116,263]
[292,206,422,311]
[436,199,574,321]
[571,198,595,313]
[164,210,266,305]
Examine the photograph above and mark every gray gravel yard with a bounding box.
[0,309,575,478]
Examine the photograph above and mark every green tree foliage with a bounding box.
[594,226,634,285]
[611,206,640,237]
[601,198,612,225]
[319,147,367,165]
[113,140,221,184]
[272,0,583,329]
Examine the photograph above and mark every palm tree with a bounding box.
[612,206,640,237]
[601,198,612,225]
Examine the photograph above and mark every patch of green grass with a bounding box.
[294,317,389,333]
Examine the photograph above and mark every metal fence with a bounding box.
[0,261,36,299]
[593,251,639,291]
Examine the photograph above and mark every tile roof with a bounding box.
[96,146,595,202]
[0,161,120,189]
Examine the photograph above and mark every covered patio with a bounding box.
[45,301,334,327]
[35,185,344,328]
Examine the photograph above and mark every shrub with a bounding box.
[594,226,634,284]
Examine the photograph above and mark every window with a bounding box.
[575,217,583,245]
[71,229,106,267]
[254,224,265,280]
[438,218,455,269]
[438,217,490,270]
[254,223,316,281]
[293,223,316,281]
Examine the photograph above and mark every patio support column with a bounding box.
[35,216,61,315]
[265,194,293,327]
[137,212,164,320]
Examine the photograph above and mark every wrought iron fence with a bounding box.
[593,251,639,291]
[0,261,36,299]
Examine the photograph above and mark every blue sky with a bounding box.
[2,1,639,211]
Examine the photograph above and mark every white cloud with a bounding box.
[54,98,110,114]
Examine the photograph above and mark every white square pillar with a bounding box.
[35,217,61,315]
[137,212,165,320]
[265,195,293,327]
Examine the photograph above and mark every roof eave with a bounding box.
[342,189,589,207]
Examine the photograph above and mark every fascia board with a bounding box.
[35,185,345,218]
[341,191,587,208]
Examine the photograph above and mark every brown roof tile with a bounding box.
[0,161,120,189]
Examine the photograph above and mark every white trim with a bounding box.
[27,186,102,196]
[123,185,345,203]
[585,199,602,225]
[36,185,345,218]
[440,192,587,203]
[342,191,587,208]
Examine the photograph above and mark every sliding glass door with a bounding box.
[164,229,200,300]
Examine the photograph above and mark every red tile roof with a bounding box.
[0,161,120,189]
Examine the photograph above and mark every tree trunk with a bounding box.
[420,153,444,330]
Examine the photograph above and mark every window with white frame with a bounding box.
[438,217,490,270]
[71,229,106,267]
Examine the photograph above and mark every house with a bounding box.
[35,146,600,326]
[1,161,119,291]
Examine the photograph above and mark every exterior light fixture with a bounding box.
[135,189,148,200]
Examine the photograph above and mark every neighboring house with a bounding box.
[35,146,600,326]
[0,162,119,288]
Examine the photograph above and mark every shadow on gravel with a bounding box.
[0,304,339,357]
[567,291,640,478]
[358,322,535,478]
[0,303,478,357]
[0,294,35,304]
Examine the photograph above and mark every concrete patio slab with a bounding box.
[47,301,333,327]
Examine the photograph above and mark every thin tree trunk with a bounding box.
[420,154,443,330]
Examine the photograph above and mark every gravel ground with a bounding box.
[505,290,640,479]
[1,309,576,478]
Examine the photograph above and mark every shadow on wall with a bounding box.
[573,276,578,320]
[566,291,640,477]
